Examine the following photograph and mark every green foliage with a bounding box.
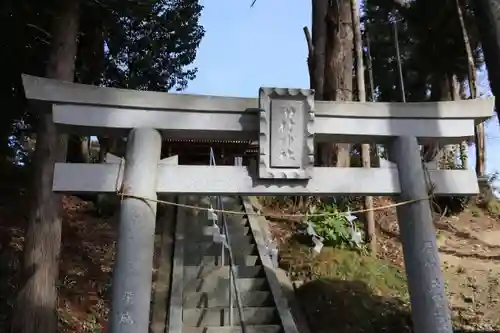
[256,196,365,250]
[103,0,205,91]
[405,0,481,78]
[364,0,482,103]
[0,0,54,163]
[307,201,364,250]
[0,0,205,168]
[486,199,500,216]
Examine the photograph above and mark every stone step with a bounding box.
[225,223,251,235]
[184,255,260,267]
[184,265,265,280]
[183,250,256,262]
[197,217,250,227]
[185,224,251,237]
[184,291,273,308]
[184,277,268,293]
[183,307,279,326]
[182,325,282,333]
[184,243,257,258]
[182,235,254,246]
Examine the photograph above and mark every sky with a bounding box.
[183,0,500,180]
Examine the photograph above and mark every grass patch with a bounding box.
[486,199,500,217]
[280,239,408,298]
[280,239,412,332]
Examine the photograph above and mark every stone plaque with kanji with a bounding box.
[258,88,315,179]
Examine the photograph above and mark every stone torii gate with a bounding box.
[22,74,494,333]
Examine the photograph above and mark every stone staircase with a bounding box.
[168,195,299,333]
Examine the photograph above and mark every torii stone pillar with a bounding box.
[109,128,162,333]
[390,136,452,333]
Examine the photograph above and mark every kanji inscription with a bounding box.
[258,87,315,179]
[270,101,303,168]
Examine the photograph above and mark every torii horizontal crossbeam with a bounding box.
[52,163,479,196]
[22,75,494,144]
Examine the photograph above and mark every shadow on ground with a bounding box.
[295,278,500,333]
[295,278,413,333]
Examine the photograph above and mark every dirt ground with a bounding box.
[0,196,118,332]
[377,197,500,331]
[264,196,500,331]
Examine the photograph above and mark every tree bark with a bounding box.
[98,137,110,162]
[309,0,354,167]
[422,75,450,163]
[11,0,81,332]
[455,0,485,176]
[323,0,354,167]
[67,136,91,163]
[350,0,376,254]
[473,0,500,124]
[311,0,328,100]
[310,0,328,165]
[68,15,105,164]
[458,81,469,169]
[365,27,383,168]
[475,122,486,175]
[440,75,462,168]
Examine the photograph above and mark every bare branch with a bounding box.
[303,26,314,57]
[26,23,52,38]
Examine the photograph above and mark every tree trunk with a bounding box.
[11,0,81,332]
[310,0,328,165]
[68,15,105,164]
[392,16,406,103]
[98,137,109,162]
[365,27,384,168]
[435,74,458,169]
[365,29,376,103]
[97,137,123,162]
[323,0,353,167]
[422,75,449,163]
[350,0,376,254]
[308,0,354,167]
[456,0,485,175]
[67,136,91,163]
[458,81,469,168]
[440,75,462,168]
[473,0,500,124]
[475,123,486,176]
[311,0,328,100]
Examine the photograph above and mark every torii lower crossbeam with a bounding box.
[52,163,479,196]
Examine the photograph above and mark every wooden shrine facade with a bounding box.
[162,139,257,165]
